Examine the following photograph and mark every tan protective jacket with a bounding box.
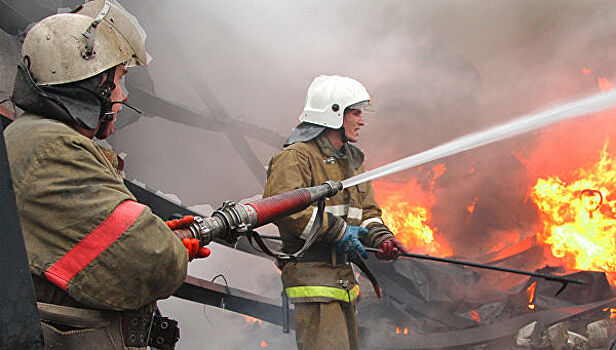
[4,114,188,311]
[264,133,385,304]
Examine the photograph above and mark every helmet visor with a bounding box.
[347,100,375,113]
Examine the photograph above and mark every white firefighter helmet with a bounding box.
[21,0,149,86]
[300,75,373,129]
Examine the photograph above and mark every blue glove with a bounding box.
[335,225,369,259]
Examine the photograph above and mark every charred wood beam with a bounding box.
[0,116,45,349]
[126,81,284,148]
[174,275,293,329]
[362,296,616,349]
[126,82,285,150]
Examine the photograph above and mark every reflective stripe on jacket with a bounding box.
[5,114,188,311]
[264,133,385,303]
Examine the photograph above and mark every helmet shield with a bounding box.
[284,122,326,147]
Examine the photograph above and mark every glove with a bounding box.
[375,236,406,260]
[335,225,369,259]
[165,215,211,261]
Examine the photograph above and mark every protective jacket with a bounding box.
[4,113,188,348]
[264,133,387,304]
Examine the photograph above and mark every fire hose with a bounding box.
[172,178,585,301]
[173,180,342,248]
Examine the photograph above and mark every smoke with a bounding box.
[104,0,616,347]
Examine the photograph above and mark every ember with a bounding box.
[468,310,481,323]
[244,315,262,326]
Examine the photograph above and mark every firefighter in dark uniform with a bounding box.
[5,1,209,348]
[264,75,407,350]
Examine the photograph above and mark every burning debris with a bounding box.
[356,75,616,349]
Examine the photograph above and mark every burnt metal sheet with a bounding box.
[174,275,293,329]
[0,116,44,349]
[362,296,616,349]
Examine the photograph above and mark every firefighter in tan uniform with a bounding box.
[264,75,407,350]
[4,1,210,349]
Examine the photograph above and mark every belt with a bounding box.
[37,302,179,349]
[121,312,179,349]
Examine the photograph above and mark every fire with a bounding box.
[394,327,409,335]
[526,281,537,311]
[530,141,616,279]
[260,340,268,348]
[467,197,478,220]
[373,166,452,256]
[244,315,262,326]
[598,77,615,92]
[603,307,616,320]
[468,310,481,323]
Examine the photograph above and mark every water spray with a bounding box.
[343,89,616,188]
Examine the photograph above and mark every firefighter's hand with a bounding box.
[181,238,211,261]
[375,236,407,261]
[165,216,211,261]
[336,225,369,259]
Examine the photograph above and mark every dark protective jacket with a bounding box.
[4,113,188,310]
[263,133,387,304]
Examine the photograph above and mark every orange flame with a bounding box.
[374,171,452,256]
[530,141,616,283]
[394,327,409,335]
[468,310,481,323]
[526,281,537,310]
[260,340,268,348]
[467,197,478,220]
[598,77,615,92]
[582,67,591,76]
[244,315,262,326]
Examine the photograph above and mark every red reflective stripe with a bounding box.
[45,200,146,291]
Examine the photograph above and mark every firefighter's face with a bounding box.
[98,66,128,139]
[342,108,365,143]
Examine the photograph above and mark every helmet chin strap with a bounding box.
[340,126,348,143]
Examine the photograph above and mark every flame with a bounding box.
[468,310,481,323]
[394,327,409,335]
[467,197,478,220]
[603,307,616,320]
[582,67,591,75]
[374,167,453,256]
[526,281,537,310]
[598,77,615,92]
[244,315,262,326]
[260,340,268,348]
[530,141,616,280]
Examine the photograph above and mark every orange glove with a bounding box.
[181,238,211,261]
[166,215,211,261]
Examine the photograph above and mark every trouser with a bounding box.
[294,301,359,350]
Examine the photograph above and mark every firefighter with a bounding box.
[4,1,210,349]
[264,75,407,350]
